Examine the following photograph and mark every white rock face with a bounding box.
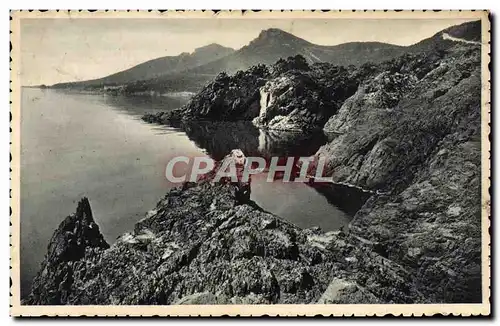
[255,76,313,131]
[442,32,481,45]
[257,77,293,120]
[258,129,269,153]
[259,88,272,119]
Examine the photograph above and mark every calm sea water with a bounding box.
[20,88,364,297]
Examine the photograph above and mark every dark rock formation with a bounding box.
[142,65,269,122]
[253,57,359,131]
[319,45,480,191]
[144,55,359,131]
[183,65,270,121]
[25,198,109,305]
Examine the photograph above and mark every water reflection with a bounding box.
[177,121,327,161]
[163,120,370,218]
[90,93,371,219]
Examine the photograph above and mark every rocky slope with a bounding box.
[320,45,480,190]
[26,173,425,305]
[318,43,483,303]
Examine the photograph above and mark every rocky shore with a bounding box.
[142,55,360,131]
[26,21,483,305]
[26,174,426,305]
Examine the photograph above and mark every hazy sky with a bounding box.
[20,18,476,86]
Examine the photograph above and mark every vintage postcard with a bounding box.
[10,10,490,316]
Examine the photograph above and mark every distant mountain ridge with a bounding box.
[52,43,235,88]
[187,28,406,75]
[50,20,481,92]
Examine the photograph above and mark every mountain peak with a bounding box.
[251,28,311,48]
[260,28,288,36]
[257,28,299,40]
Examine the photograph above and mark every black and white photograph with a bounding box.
[9,10,490,316]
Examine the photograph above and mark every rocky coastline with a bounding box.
[26,22,483,304]
[26,169,424,305]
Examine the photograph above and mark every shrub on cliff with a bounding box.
[271,55,310,76]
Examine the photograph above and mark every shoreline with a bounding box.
[24,176,423,305]
[26,86,196,99]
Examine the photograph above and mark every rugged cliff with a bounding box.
[320,45,480,190]
[26,198,110,304]
[318,44,483,303]
[140,39,483,303]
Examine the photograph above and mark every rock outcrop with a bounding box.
[143,55,359,131]
[154,64,269,122]
[319,45,480,191]
[25,198,109,305]
[252,58,358,131]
